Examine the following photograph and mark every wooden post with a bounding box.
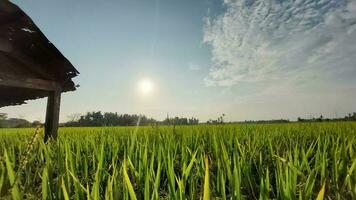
[44,90,61,142]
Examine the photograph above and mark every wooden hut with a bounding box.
[0,1,79,141]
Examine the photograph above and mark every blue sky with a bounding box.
[2,0,356,122]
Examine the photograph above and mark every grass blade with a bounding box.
[61,178,70,200]
[203,156,210,200]
[4,150,21,200]
[316,183,325,200]
[123,158,137,200]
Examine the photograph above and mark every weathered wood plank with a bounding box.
[0,74,61,91]
[0,51,55,80]
[44,91,61,142]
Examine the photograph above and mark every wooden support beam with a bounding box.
[0,75,61,91]
[44,90,61,142]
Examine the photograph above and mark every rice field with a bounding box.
[0,122,356,199]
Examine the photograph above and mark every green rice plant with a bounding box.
[203,156,210,200]
[123,158,137,200]
[4,149,21,200]
[316,182,325,200]
[61,178,70,200]
[0,122,355,199]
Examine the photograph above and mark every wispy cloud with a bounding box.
[189,62,202,71]
[203,0,356,90]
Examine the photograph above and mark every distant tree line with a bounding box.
[162,116,199,125]
[0,113,41,128]
[207,114,226,124]
[63,111,199,127]
[1,111,356,128]
[242,119,290,124]
[297,113,356,122]
[240,113,356,124]
[63,112,157,127]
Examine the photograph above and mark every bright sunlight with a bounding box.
[138,78,154,95]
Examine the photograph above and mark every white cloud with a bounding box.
[203,0,356,90]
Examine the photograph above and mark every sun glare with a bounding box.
[138,79,154,95]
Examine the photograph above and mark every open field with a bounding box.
[0,122,356,199]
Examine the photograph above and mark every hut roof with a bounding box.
[0,1,79,107]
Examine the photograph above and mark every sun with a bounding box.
[138,79,154,95]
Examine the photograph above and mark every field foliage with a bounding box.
[0,122,356,199]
